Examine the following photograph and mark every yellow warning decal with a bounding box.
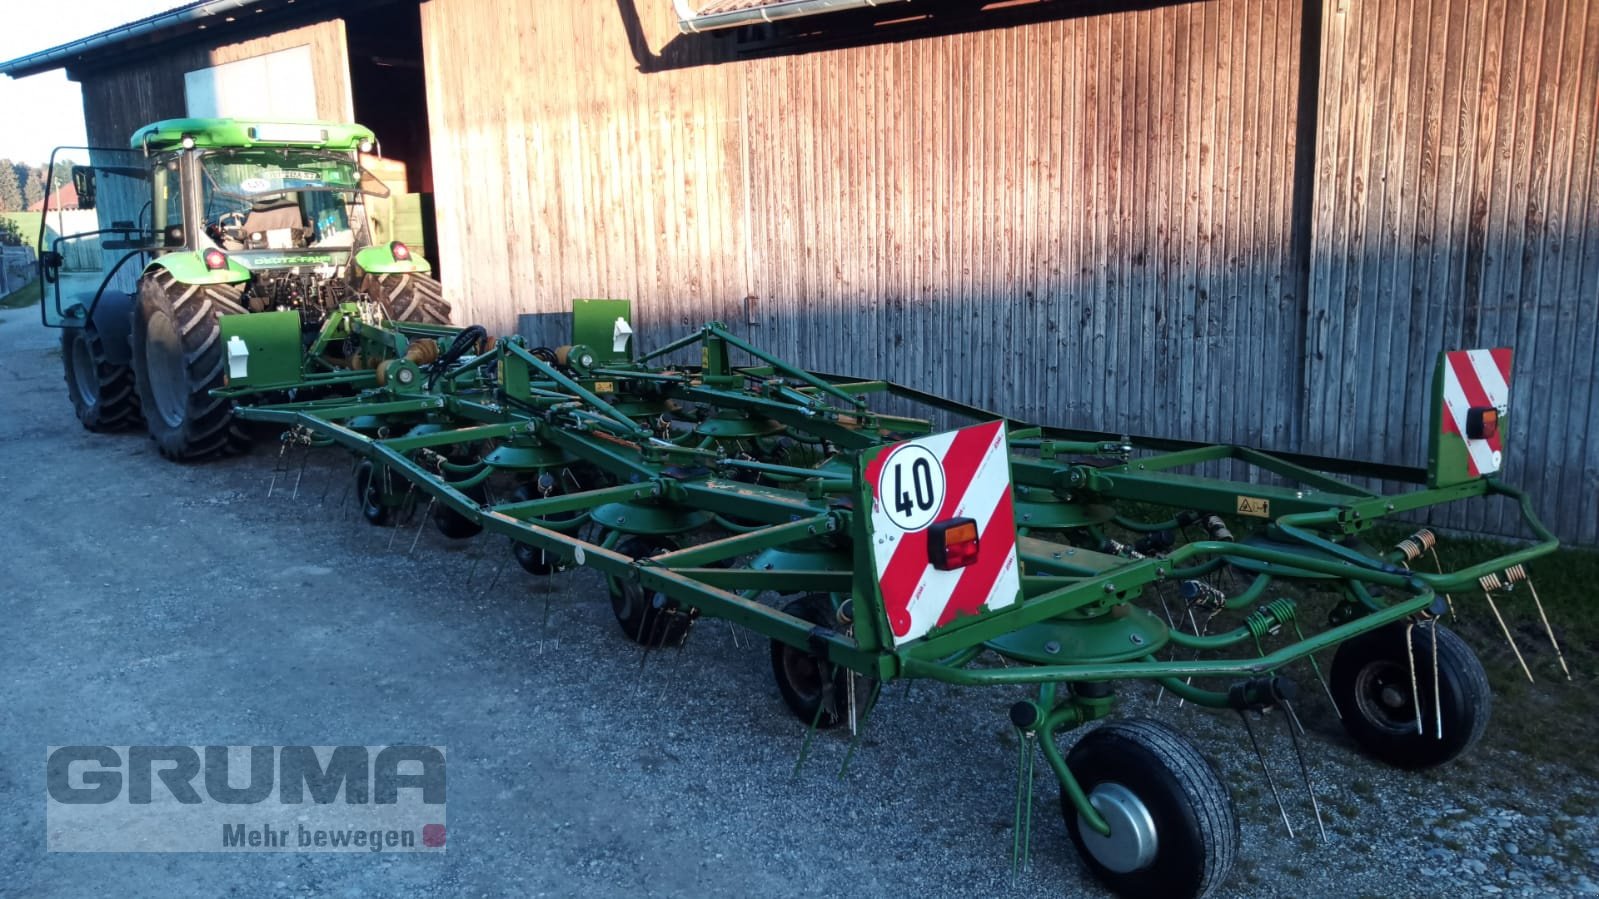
[1236,496,1271,518]
[592,381,616,394]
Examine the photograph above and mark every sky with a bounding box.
[0,0,190,164]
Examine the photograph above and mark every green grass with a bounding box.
[0,277,40,309]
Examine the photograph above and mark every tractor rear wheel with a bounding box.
[360,271,452,325]
[131,269,249,460]
[62,321,140,431]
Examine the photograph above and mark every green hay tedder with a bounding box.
[36,121,1565,899]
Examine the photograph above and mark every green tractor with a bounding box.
[39,118,449,459]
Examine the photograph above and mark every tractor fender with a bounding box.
[353,243,432,275]
[84,289,137,368]
[144,251,250,288]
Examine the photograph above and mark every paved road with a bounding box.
[1,302,1594,898]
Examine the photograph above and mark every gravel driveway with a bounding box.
[2,303,1596,898]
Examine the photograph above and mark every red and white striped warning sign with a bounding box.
[863,420,1021,646]
[1440,348,1511,477]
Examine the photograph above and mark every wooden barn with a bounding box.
[2,0,1596,544]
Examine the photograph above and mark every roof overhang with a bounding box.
[0,0,339,80]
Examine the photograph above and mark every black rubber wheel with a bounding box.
[1062,718,1239,899]
[1330,622,1490,769]
[61,321,140,431]
[359,270,452,325]
[607,536,690,645]
[770,594,852,729]
[355,460,395,527]
[508,481,575,575]
[130,268,250,460]
[432,479,487,539]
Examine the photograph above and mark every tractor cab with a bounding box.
[40,117,452,461]
[135,119,394,271]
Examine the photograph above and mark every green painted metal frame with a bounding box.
[217,310,1559,839]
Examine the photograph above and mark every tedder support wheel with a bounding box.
[359,270,452,325]
[355,460,396,527]
[432,479,487,539]
[769,594,852,730]
[130,268,249,460]
[508,482,575,575]
[607,536,691,645]
[1330,621,1490,769]
[61,321,140,431]
[1063,718,1239,899]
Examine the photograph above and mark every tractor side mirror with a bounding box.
[40,250,63,284]
[71,165,97,210]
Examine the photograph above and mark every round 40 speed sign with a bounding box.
[875,443,947,531]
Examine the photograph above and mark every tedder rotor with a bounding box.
[196,300,1555,898]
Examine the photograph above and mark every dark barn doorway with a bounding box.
[345,1,439,274]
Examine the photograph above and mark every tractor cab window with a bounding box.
[198,147,388,252]
[153,160,185,247]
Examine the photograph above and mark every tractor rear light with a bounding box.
[203,248,228,270]
[390,240,411,261]
[928,517,979,571]
[1466,406,1499,440]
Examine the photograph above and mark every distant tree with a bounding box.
[50,159,76,190]
[0,160,20,212]
[22,167,47,210]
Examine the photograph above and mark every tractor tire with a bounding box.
[130,269,250,460]
[61,321,141,432]
[360,270,452,325]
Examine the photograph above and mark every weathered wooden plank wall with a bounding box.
[1307,0,1599,543]
[421,0,1308,448]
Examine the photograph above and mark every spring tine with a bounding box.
[409,498,434,554]
[1483,590,1535,682]
[792,687,828,778]
[1237,710,1295,838]
[475,555,507,601]
[267,440,287,498]
[1405,621,1424,735]
[838,680,882,779]
[1431,619,1443,740]
[291,445,309,500]
[1525,579,1573,680]
[1427,546,1456,618]
[847,670,859,737]
[1279,699,1327,843]
[728,619,743,649]
[1011,730,1037,880]
[1153,585,1179,706]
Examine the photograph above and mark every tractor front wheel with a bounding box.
[360,271,452,325]
[130,269,249,460]
[61,321,140,432]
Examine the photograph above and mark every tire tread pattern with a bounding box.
[132,268,248,460]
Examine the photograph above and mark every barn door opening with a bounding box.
[345,1,439,275]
